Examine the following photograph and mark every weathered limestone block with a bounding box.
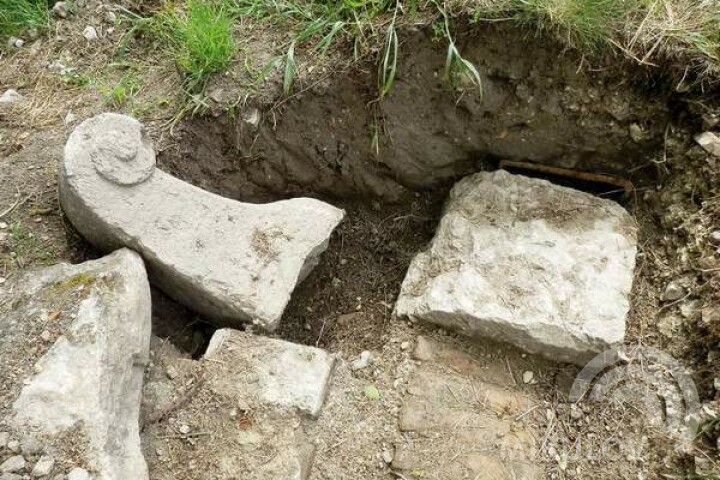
[395,170,637,365]
[0,249,151,480]
[141,330,335,480]
[59,113,345,330]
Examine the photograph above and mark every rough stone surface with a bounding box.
[0,89,25,104]
[142,330,335,480]
[0,474,22,480]
[0,456,24,473]
[1,249,151,480]
[695,131,720,157]
[60,113,344,330]
[393,336,538,479]
[67,468,91,480]
[31,455,55,477]
[395,170,637,365]
[204,329,336,417]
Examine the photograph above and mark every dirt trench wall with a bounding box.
[160,23,671,202]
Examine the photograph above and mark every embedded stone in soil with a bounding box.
[394,170,638,365]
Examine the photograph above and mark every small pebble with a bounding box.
[32,455,55,477]
[52,1,68,18]
[569,404,584,420]
[8,37,24,48]
[0,432,9,448]
[381,449,393,464]
[64,111,77,125]
[522,371,534,384]
[708,230,720,246]
[40,330,52,342]
[6,440,20,453]
[165,366,177,380]
[663,281,685,302]
[67,468,91,480]
[400,341,411,351]
[351,351,374,370]
[0,456,25,473]
[0,89,26,104]
[82,26,97,41]
[178,424,190,435]
[103,11,116,24]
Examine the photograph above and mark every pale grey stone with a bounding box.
[0,89,25,104]
[350,351,373,370]
[7,249,151,480]
[31,455,55,477]
[0,432,9,448]
[205,329,336,417]
[66,468,90,480]
[695,131,720,157]
[0,456,25,473]
[81,26,97,41]
[0,473,23,480]
[395,171,637,365]
[52,2,68,18]
[60,113,344,330]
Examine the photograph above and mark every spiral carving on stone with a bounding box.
[90,115,156,186]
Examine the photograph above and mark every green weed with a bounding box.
[0,0,50,40]
[100,74,142,107]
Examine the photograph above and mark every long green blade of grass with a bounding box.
[378,21,398,97]
[283,41,296,95]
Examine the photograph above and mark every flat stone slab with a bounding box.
[142,330,335,480]
[204,329,336,417]
[393,336,539,479]
[60,113,344,330]
[0,249,151,480]
[395,170,637,365]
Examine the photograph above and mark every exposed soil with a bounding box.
[158,22,670,203]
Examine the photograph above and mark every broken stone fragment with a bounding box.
[60,113,344,330]
[0,89,25,104]
[142,330,335,480]
[205,329,336,417]
[0,456,24,474]
[31,455,55,477]
[395,170,637,365]
[695,131,720,157]
[1,249,151,480]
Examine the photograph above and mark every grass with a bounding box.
[470,0,720,76]
[100,73,143,107]
[121,0,234,92]
[115,0,720,107]
[0,0,50,40]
